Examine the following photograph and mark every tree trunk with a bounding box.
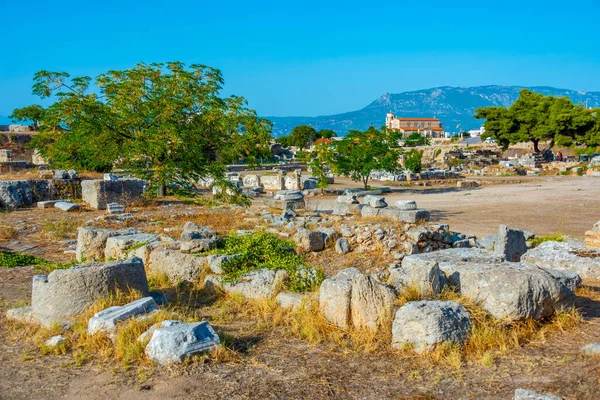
[532,139,540,153]
[157,183,166,197]
[363,176,369,190]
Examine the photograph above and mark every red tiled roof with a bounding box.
[400,127,445,131]
[396,118,440,121]
[314,138,333,144]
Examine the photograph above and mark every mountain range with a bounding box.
[266,85,600,137]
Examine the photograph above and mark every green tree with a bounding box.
[28,62,272,196]
[475,89,595,152]
[289,125,318,148]
[404,132,429,146]
[332,127,401,189]
[9,104,45,130]
[316,129,336,139]
[275,135,291,147]
[303,141,335,188]
[404,149,423,173]
[575,108,600,146]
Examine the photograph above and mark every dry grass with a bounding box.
[42,218,80,239]
[0,225,17,240]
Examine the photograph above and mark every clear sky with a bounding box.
[1,0,599,118]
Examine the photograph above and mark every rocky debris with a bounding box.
[148,248,208,282]
[207,254,240,275]
[495,225,527,262]
[222,269,288,300]
[333,198,362,216]
[54,201,80,211]
[276,292,308,310]
[88,297,157,335]
[388,259,443,295]
[585,220,600,249]
[104,233,158,260]
[0,179,80,210]
[335,237,350,254]
[363,195,387,208]
[580,342,600,354]
[350,274,396,331]
[12,258,150,326]
[513,388,562,400]
[44,335,66,348]
[403,249,575,321]
[319,267,362,329]
[270,190,305,210]
[296,230,325,252]
[106,202,125,214]
[360,205,431,223]
[395,200,417,210]
[391,300,471,353]
[145,321,220,365]
[81,178,145,210]
[5,306,37,324]
[317,227,339,248]
[521,241,600,280]
[76,227,138,262]
[180,222,217,241]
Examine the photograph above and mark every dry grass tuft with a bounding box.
[42,218,80,239]
[0,225,17,240]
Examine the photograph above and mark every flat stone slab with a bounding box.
[513,388,562,400]
[37,200,63,208]
[521,241,600,280]
[145,321,220,364]
[581,342,600,354]
[275,292,308,310]
[104,233,158,260]
[395,200,417,210]
[222,269,288,300]
[88,297,157,334]
[54,201,80,211]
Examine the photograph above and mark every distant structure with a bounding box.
[468,126,486,138]
[385,113,445,138]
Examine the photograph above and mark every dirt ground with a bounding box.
[1,176,600,399]
[311,175,600,238]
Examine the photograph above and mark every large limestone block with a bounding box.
[0,180,33,209]
[145,321,220,364]
[222,268,288,300]
[242,174,261,187]
[392,300,471,353]
[350,274,396,331]
[260,175,284,191]
[360,206,430,223]
[104,233,158,260]
[296,230,325,252]
[88,297,157,334]
[403,249,573,321]
[495,225,528,262]
[389,260,443,294]
[31,258,149,325]
[76,227,138,262]
[522,241,600,280]
[81,178,145,210]
[318,267,362,329]
[333,202,362,216]
[363,195,387,208]
[147,248,208,282]
[270,190,305,210]
[276,291,308,310]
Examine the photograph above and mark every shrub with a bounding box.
[405,149,423,173]
[0,251,46,268]
[218,231,323,292]
[531,234,565,247]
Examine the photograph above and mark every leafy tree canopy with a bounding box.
[9,104,45,130]
[404,149,423,173]
[28,62,272,194]
[288,125,318,148]
[317,129,336,139]
[404,132,429,147]
[331,127,402,189]
[475,89,595,152]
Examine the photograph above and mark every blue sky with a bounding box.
[1,0,599,118]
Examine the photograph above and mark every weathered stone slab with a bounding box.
[360,206,430,223]
[363,195,387,208]
[318,267,362,329]
[495,224,527,262]
[389,260,443,295]
[207,254,240,274]
[76,227,138,262]
[106,202,125,214]
[261,175,284,191]
[296,230,325,252]
[395,200,417,210]
[392,300,471,353]
[513,388,562,400]
[81,178,145,210]
[104,233,158,260]
[37,200,62,208]
[333,202,362,216]
[88,297,157,334]
[222,269,288,300]
[145,321,220,364]
[521,241,600,280]
[350,274,396,331]
[31,258,149,326]
[147,248,208,282]
[54,201,80,211]
[403,249,573,321]
[335,237,350,254]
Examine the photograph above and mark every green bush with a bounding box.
[405,149,423,173]
[218,231,323,292]
[530,234,565,247]
[0,252,46,268]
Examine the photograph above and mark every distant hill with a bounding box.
[266,85,600,137]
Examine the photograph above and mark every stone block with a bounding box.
[145,321,220,365]
[81,178,145,210]
[318,267,362,329]
[88,297,157,334]
[495,225,527,262]
[104,233,158,260]
[76,227,138,262]
[222,269,287,300]
[147,248,208,283]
